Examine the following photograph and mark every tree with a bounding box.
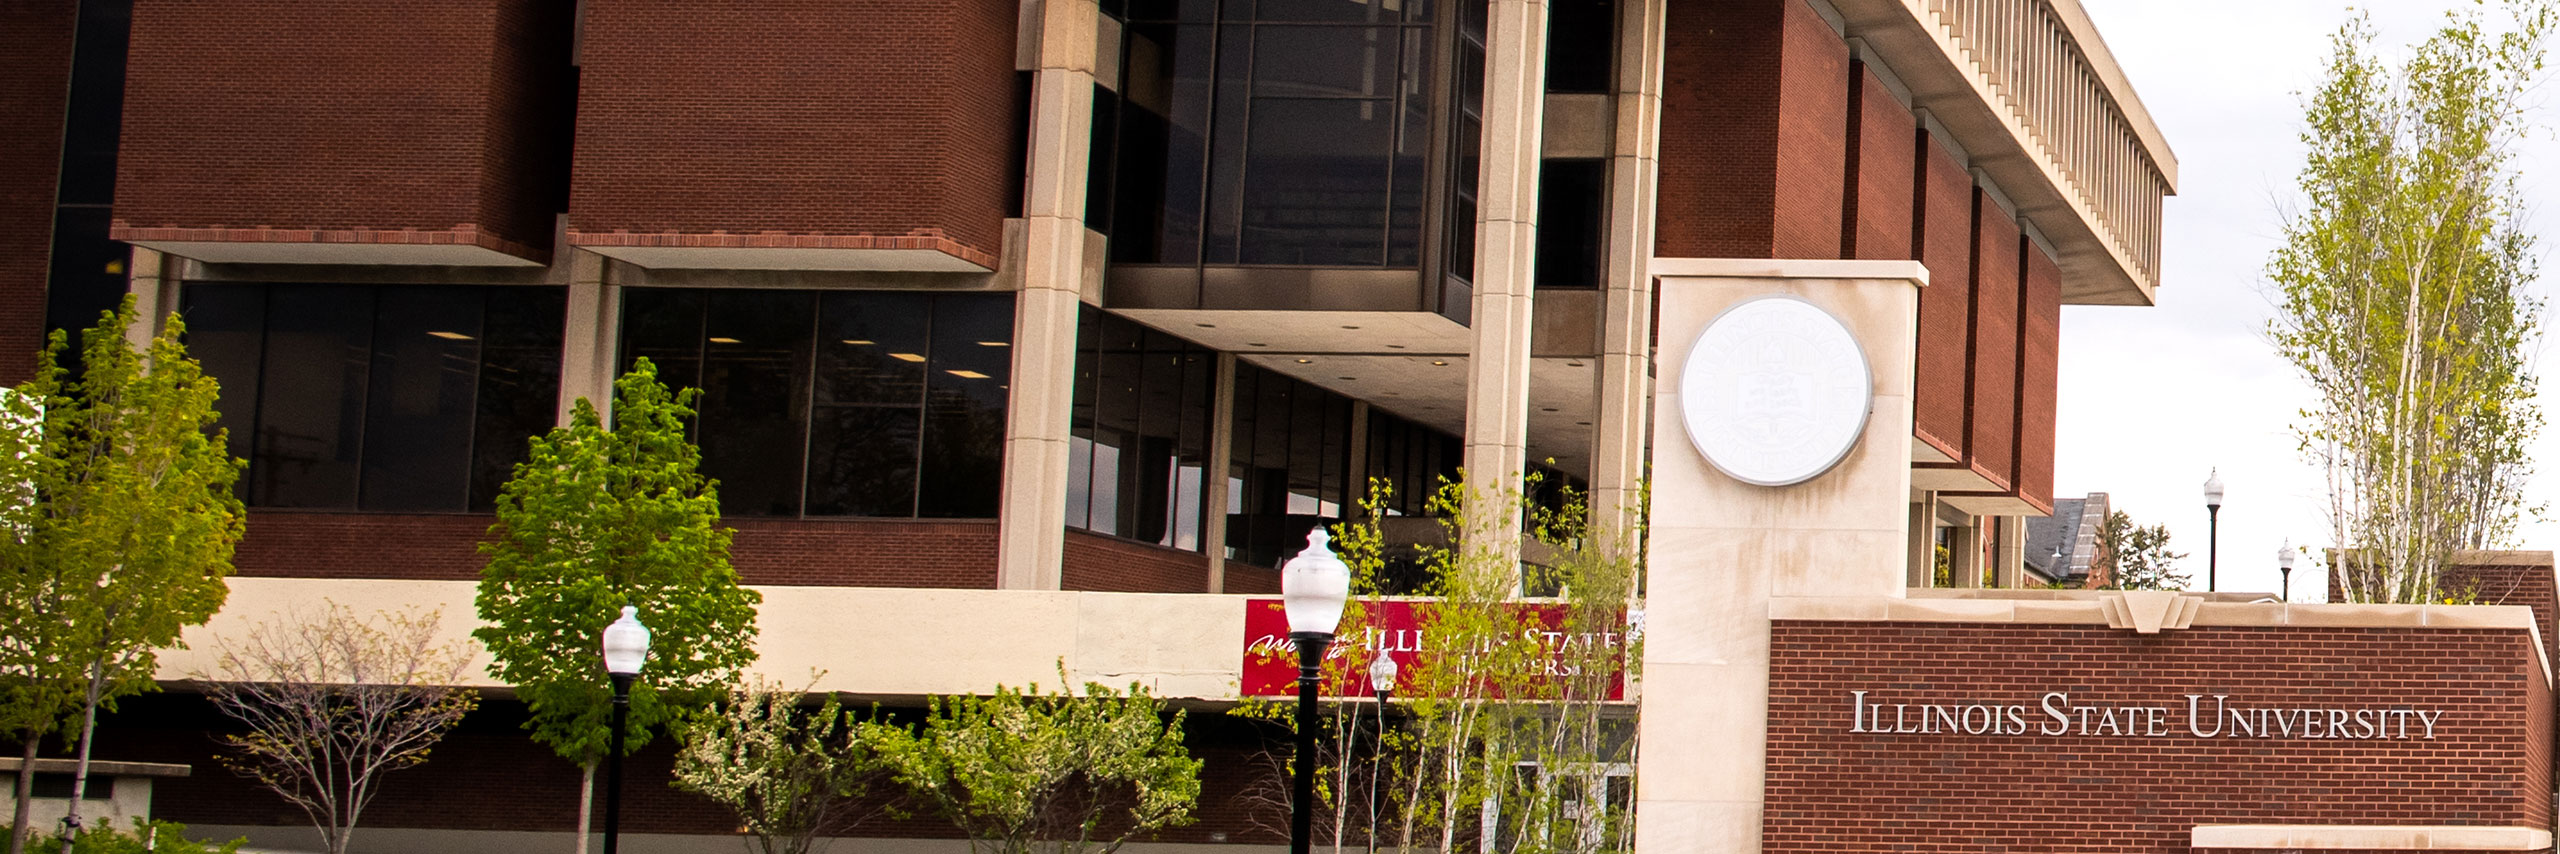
[2270,2,2555,603]
[199,603,479,854]
[2093,510,2188,592]
[475,359,762,854]
[673,676,877,854]
[863,673,1201,854]
[0,301,244,854]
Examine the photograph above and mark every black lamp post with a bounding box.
[2278,542,2296,603]
[1281,529,1350,854]
[2203,469,2225,592]
[600,606,651,854]
[1365,655,1397,854]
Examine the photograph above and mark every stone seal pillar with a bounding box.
[1631,258,1924,854]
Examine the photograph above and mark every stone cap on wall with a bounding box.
[2192,824,2554,851]
[0,758,190,778]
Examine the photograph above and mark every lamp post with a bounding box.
[1282,529,1351,854]
[2203,469,2225,592]
[2278,542,2296,603]
[600,606,651,854]
[1365,655,1397,854]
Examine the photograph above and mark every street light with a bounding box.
[600,606,651,854]
[1365,654,1397,854]
[1281,529,1351,854]
[2278,541,2296,603]
[2203,469,2225,592]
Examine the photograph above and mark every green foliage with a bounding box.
[673,675,877,854]
[2269,2,2555,603]
[6,819,243,854]
[863,672,1201,854]
[2092,510,2188,592]
[0,300,243,854]
[476,359,762,765]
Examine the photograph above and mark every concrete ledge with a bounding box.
[1772,595,2537,631]
[1650,257,1930,287]
[2192,824,2554,850]
[0,758,190,777]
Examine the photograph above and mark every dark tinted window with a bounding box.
[1535,159,1607,289]
[1545,0,1614,94]
[1067,308,1215,548]
[183,284,566,512]
[621,289,1014,519]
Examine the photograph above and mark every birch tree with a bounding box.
[200,603,480,854]
[2271,3,2554,603]
[0,301,244,854]
[476,359,762,854]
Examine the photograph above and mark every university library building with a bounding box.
[4,0,2553,852]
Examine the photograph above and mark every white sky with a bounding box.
[2063,1,2560,600]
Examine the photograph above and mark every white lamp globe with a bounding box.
[601,605,651,677]
[2203,469,2225,508]
[1281,528,1351,639]
[1368,654,1398,694]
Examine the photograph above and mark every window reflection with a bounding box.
[620,289,1013,519]
[183,284,566,512]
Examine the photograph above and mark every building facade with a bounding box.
[33,3,2546,854]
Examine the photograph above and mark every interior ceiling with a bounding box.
[1111,308,1473,354]
[1239,352,1600,479]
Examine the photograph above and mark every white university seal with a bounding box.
[1679,295,1872,486]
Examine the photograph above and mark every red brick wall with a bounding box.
[1064,529,1208,593]
[2018,240,2060,511]
[112,0,570,262]
[1966,195,2020,491]
[1769,0,1846,260]
[1910,135,1973,459]
[2437,556,2556,669]
[0,1,74,384]
[566,0,1018,270]
[1766,622,2552,853]
[237,511,998,589]
[1840,62,1913,261]
[1657,0,1845,260]
[1226,565,1282,595]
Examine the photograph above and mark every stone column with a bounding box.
[1995,515,2026,588]
[996,0,1101,591]
[557,249,621,425]
[1633,258,1923,854]
[1202,353,1237,593]
[1906,494,1937,588]
[1950,516,1983,588]
[123,248,178,348]
[1590,0,1666,553]
[1459,0,1549,566]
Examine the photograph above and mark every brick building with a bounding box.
[17,1,2543,853]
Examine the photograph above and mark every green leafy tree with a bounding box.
[0,301,243,854]
[863,673,1201,854]
[2093,510,2188,592]
[673,675,877,854]
[2270,2,2555,603]
[475,359,762,853]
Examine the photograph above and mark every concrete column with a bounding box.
[1950,516,1983,588]
[1589,0,1666,554]
[996,0,1101,591]
[1202,353,1237,593]
[1906,494,1937,588]
[557,250,621,425]
[1994,514,2026,588]
[123,248,177,348]
[1459,0,1549,566]
[1347,401,1372,517]
[1634,259,1923,854]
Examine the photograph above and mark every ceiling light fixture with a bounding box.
[1295,358,1314,364]
[947,369,991,379]
[842,339,874,345]
[978,341,1009,347]
[889,352,927,362]
[708,337,741,344]
[1431,360,1449,366]
[426,331,474,341]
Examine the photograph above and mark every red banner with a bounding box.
[1240,598,1628,699]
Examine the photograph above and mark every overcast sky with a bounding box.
[2062,1,2560,600]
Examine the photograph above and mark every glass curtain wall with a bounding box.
[184,284,565,512]
[1104,0,1479,274]
[620,289,1013,519]
[1065,307,1215,549]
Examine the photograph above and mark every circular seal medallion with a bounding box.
[1679,295,1872,486]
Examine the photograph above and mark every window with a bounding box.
[1104,0,1479,271]
[1484,762,1635,854]
[1066,308,1215,548]
[619,289,1012,519]
[185,284,565,512]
